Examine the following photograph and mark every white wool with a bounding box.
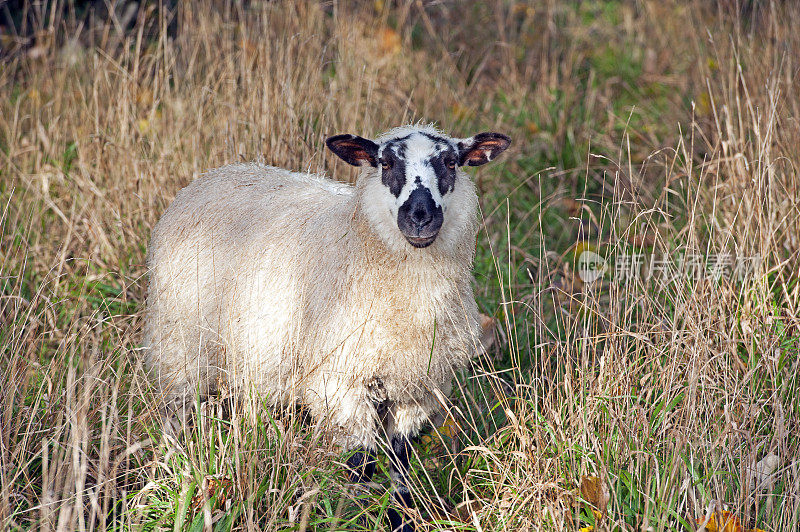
[143,129,482,449]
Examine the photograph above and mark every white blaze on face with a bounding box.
[377,132,459,218]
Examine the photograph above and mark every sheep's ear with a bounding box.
[457,132,511,167]
[326,134,379,167]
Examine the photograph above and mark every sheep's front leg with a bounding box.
[387,435,414,532]
[345,447,379,529]
[345,447,377,484]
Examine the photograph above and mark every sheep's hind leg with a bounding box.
[387,435,414,532]
[159,391,196,443]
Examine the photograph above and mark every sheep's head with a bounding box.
[326,126,511,250]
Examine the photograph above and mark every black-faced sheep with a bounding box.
[144,124,510,530]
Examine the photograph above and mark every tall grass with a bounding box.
[1,1,798,530]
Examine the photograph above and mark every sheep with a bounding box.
[143,124,511,530]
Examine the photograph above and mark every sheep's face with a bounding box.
[327,127,510,249]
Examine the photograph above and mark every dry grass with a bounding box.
[1,1,798,530]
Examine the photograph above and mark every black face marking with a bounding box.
[397,186,443,247]
[420,131,448,144]
[380,142,407,197]
[428,146,458,196]
[383,135,410,159]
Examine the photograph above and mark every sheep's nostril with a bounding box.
[411,208,432,227]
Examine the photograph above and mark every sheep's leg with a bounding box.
[159,388,198,442]
[345,447,378,528]
[387,435,414,532]
[345,447,376,483]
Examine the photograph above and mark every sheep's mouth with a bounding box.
[404,234,437,248]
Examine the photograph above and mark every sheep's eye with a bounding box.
[447,160,456,170]
[381,161,391,170]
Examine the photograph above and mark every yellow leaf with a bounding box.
[420,415,459,450]
[573,240,595,259]
[512,3,535,17]
[439,415,459,438]
[696,91,712,117]
[579,527,593,532]
[698,510,765,532]
[378,27,401,55]
[137,119,151,135]
[451,102,472,121]
[28,88,41,106]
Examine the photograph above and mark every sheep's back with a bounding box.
[144,163,355,400]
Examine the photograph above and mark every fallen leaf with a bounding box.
[627,232,656,247]
[580,475,609,518]
[697,510,765,532]
[479,313,497,353]
[420,414,460,448]
[378,27,401,55]
[573,240,597,261]
[551,269,583,297]
[455,498,484,523]
[190,475,233,512]
[439,415,459,439]
[749,453,779,486]
[239,38,258,61]
[558,197,583,217]
[696,91,713,117]
[512,3,535,17]
[137,119,151,135]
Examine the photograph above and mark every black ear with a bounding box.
[457,132,511,167]
[326,134,379,167]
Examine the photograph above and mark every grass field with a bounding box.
[1,1,799,530]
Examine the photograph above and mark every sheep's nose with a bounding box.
[410,205,433,227]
